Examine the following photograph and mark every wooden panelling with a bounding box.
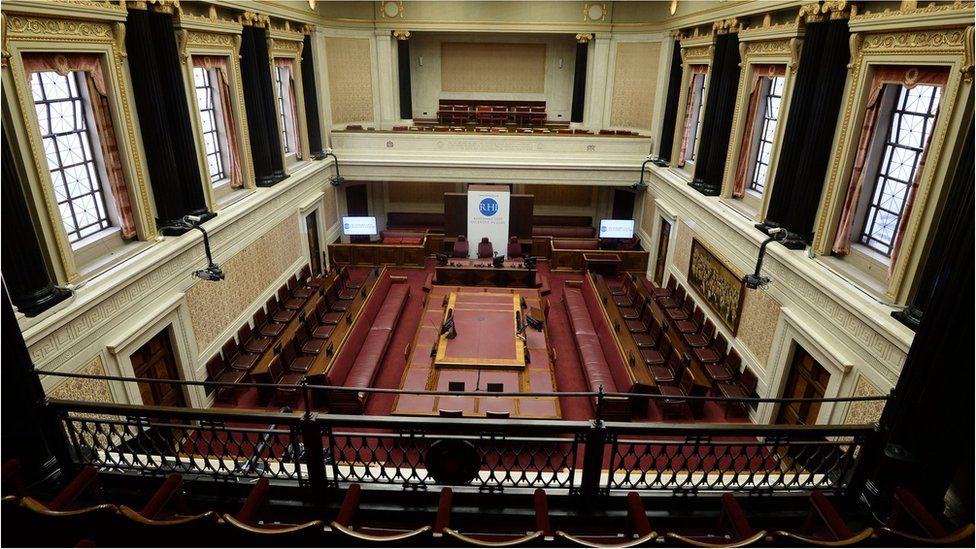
[327,243,426,267]
[525,184,593,207]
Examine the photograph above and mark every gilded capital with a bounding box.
[392,30,411,41]
[576,32,593,44]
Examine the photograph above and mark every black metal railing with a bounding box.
[45,398,878,500]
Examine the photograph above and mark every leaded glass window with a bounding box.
[748,76,784,194]
[193,67,226,183]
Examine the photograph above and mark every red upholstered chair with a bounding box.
[316,300,342,327]
[306,309,335,340]
[238,322,272,354]
[705,348,739,385]
[659,367,695,420]
[507,236,522,259]
[651,274,676,299]
[267,356,303,406]
[205,356,245,403]
[289,275,315,300]
[557,492,657,546]
[684,318,715,348]
[326,285,351,313]
[222,339,258,372]
[477,237,493,259]
[658,284,685,310]
[639,335,670,366]
[331,484,432,543]
[674,307,703,334]
[650,344,680,385]
[633,316,662,348]
[223,478,324,544]
[18,466,118,545]
[296,319,328,355]
[266,295,296,323]
[666,493,765,546]
[452,235,469,258]
[877,487,975,544]
[718,367,758,418]
[694,332,727,364]
[279,287,304,312]
[340,266,362,290]
[253,308,284,338]
[665,294,694,322]
[281,338,314,374]
[775,492,874,545]
[620,292,645,321]
[118,473,217,530]
[441,487,553,545]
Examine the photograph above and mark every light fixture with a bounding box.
[743,228,788,290]
[323,148,345,186]
[630,155,653,192]
[168,215,225,282]
[669,0,678,16]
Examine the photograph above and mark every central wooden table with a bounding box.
[434,258,537,288]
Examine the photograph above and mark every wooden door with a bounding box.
[130,329,186,408]
[654,219,672,285]
[306,211,322,275]
[612,189,636,220]
[776,345,829,426]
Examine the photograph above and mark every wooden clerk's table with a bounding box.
[583,252,621,275]
[249,268,383,403]
[434,258,537,289]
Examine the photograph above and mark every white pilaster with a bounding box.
[374,29,399,130]
[583,35,611,131]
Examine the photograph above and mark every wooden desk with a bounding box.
[583,252,621,275]
[435,261,536,288]
[587,274,654,390]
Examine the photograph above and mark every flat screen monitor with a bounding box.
[342,216,377,236]
[599,219,635,239]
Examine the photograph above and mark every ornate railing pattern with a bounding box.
[47,400,876,499]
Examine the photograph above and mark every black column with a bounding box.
[302,34,327,160]
[655,40,683,165]
[1,133,72,317]
[125,7,190,228]
[1,286,62,482]
[690,33,731,189]
[396,37,413,121]
[783,19,850,240]
[148,9,209,219]
[240,26,276,186]
[893,122,974,330]
[571,39,589,123]
[863,122,974,512]
[762,20,848,242]
[693,32,740,196]
[763,21,827,230]
[253,26,286,182]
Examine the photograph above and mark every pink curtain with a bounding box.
[193,56,244,188]
[832,66,949,262]
[732,64,786,198]
[274,58,304,160]
[23,53,136,239]
[678,65,708,167]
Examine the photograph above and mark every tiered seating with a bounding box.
[327,275,411,414]
[3,463,972,548]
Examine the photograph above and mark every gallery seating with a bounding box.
[204,355,246,403]
[222,478,325,545]
[693,332,728,365]
[332,483,432,543]
[659,367,696,420]
[440,488,553,545]
[717,367,758,418]
[221,339,258,372]
[774,491,874,545]
[877,486,976,544]
[238,322,272,354]
[665,493,766,546]
[267,356,304,406]
[118,473,217,533]
[558,492,656,546]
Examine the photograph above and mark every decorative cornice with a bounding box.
[4,15,115,42]
[712,17,744,34]
[174,6,243,35]
[238,11,270,28]
[964,26,974,82]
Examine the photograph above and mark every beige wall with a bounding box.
[325,36,375,125]
[409,33,577,121]
[610,41,662,130]
[185,213,303,351]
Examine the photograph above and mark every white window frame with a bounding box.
[274,64,298,162]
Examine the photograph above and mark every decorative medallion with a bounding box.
[583,2,607,22]
[381,0,403,18]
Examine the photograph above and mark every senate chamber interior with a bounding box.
[1,0,973,546]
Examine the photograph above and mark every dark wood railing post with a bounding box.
[300,415,328,504]
[579,418,606,500]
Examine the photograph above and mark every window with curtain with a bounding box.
[191,56,244,194]
[678,66,708,167]
[858,84,941,256]
[731,64,787,202]
[30,71,112,244]
[193,67,227,184]
[273,58,303,161]
[831,65,948,281]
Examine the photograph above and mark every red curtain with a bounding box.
[732,64,786,198]
[678,65,708,167]
[193,56,244,189]
[832,65,949,267]
[22,53,136,239]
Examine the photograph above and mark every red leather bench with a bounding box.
[552,238,600,250]
[331,282,410,414]
[532,226,596,239]
[563,287,630,420]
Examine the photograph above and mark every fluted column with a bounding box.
[374,29,399,129]
[394,30,413,121]
[582,34,610,131]
[571,33,591,124]
[301,31,327,159]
